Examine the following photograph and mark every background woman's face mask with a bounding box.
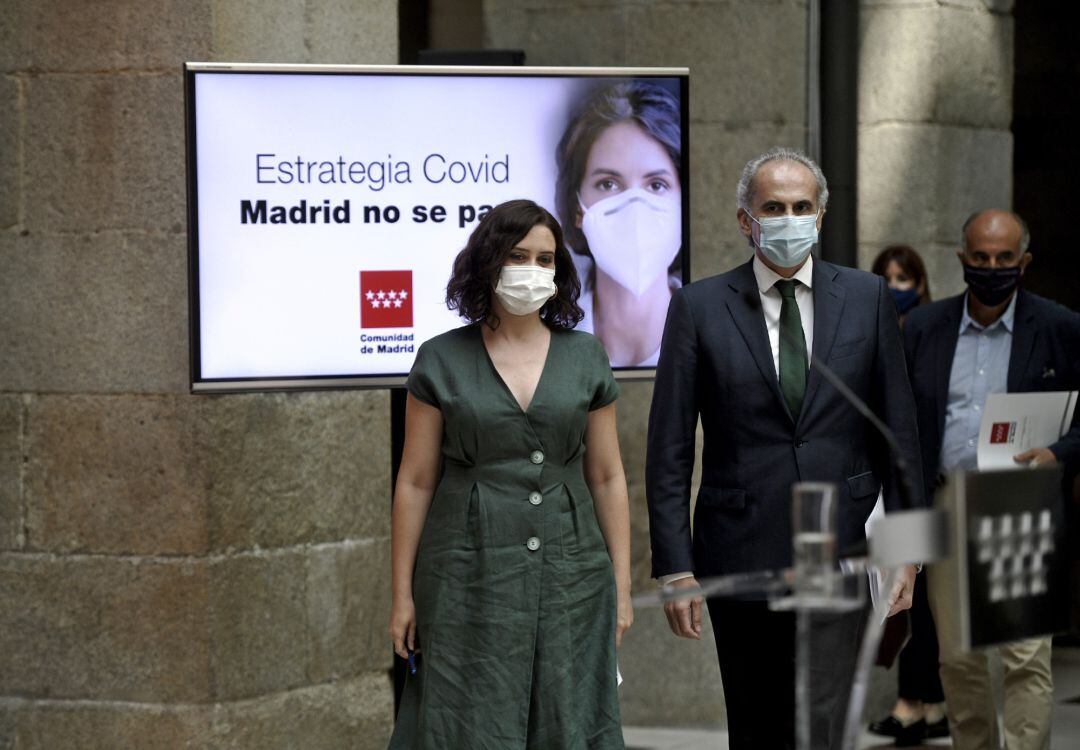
[494,265,556,316]
[580,188,681,297]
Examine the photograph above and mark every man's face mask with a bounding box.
[579,188,681,297]
[962,263,1022,307]
[747,212,819,269]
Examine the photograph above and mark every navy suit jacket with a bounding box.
[902,290,1080,502]
[646,258,924,580]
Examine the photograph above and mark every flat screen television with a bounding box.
[185,63,690,392]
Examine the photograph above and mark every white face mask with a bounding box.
[749,213,819,268]
[580,188,681,297]
[494,265,557,316]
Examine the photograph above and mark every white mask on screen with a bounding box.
[748,213,819,268]
[494,265,557,316]
[579,188,681,297]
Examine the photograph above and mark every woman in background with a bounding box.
[871,244,932,323]
[868,243,947,746]
[388,199,632,749]
[555,81,683,367]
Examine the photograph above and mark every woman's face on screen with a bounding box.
[577,121,680,214]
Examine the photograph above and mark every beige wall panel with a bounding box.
[0,231,189,394]
[201,390,390,552]
[306,538,392,683]
[501,7,629,66]
[211,0,398,64]
[22,73,186,234]
[23,395,208,555]
[0,0,213,73]
[860,3,1012,129]
[0,555,211,702]
[305,0,400,63]
[617,606,726,726]
[481,9,531,51]
[17,389,391,555]
[859,121,1011,291]
[613,381,652,586]
[207,673,393,749]
[0,76,19,229]
[626,1,807,126]
[208,550,311,701]
[0,673,393,750]
[0,700,207,750]
[211,0,309,63]
[0,397,23,550]
[207,541,391,701]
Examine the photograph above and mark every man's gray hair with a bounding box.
[735,147,829,212]
[961,209,1031,252]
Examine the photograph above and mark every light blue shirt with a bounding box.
[939,293,1017,473]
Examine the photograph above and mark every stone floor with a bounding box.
[623,645,1080,749]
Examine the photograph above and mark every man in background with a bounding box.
[904,208,1080,750]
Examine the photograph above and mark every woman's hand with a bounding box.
[389,595,418,659]
[615,585,634,648]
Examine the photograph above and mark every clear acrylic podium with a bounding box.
[633,467,1067,749]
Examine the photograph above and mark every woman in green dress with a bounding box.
[388,199,633,749]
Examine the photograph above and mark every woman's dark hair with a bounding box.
[555,81,682,265]
[871,244,932,306]
[446,199,584,330]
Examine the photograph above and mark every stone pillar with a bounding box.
[482,0,812,727]
[858,0,1014,296]
[0,2,398,748]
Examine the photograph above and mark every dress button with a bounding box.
[529,492,543,506]
[530,450,545,464]
[526,537,541,551]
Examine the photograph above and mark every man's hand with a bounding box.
[662,577,703,639]
[1014,447,1058,468]
[886,564,918,618]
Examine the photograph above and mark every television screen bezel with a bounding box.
[184,62,690,393]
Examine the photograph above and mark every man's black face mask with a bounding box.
[963,263,1022,307]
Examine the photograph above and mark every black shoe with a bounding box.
[894,719,928,747]
[868,715,904,737]
[924,715,950,739]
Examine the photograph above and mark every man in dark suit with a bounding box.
[645,147,922,750]
[903,208,1080,750]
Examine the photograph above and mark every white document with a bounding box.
[977,391,1078,470]
[863,493,887,619]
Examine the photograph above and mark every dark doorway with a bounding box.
[1013,3,1080,311]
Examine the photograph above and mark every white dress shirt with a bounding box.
[659,253,816,587]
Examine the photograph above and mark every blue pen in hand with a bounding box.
[407,648,417,675]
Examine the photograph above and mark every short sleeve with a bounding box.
[406,341,440,408]
[588,336,620,411]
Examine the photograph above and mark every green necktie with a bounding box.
[775,279,808,419]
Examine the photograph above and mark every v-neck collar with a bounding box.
[477,324,555,414]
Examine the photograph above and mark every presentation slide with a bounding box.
[187,66,687,389]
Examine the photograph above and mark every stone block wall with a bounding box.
[0,1,397,748]
[858,0,1014,296]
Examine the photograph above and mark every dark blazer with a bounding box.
[903,290,1080,501]
[646,258,924,579]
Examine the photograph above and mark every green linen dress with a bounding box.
[389,323,624,750]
